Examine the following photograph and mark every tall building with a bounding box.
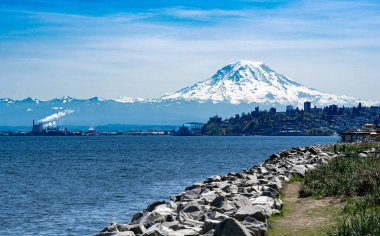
[269,107,276,114]
[304,101,311,112]
[286,105,294,112]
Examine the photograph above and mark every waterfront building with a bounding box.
[31,120,43,135]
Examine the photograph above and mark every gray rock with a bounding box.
[291,165,307,177]
[185,183,204,191]
[211,196,227,208]
[131,212,144,224]
[202,219,221,234]
[204,175,222,183]
[222,184,238,194]
[140,209,173,229]
[117,224,145,235]
[201,191,219,204]
[359,153,368,158]
[181,188,202,201]
[100,223,119,233]
[168,229,200,236]
[242,217,268,236]
[213,218,251,236]
[234,204,270,222]
[269,153,281,160]
[177,202,204,222]
[94,232,136,236]
[229,195,251,209]
[202,211,229,221]
[145,201,167,212]
[182,202,202,213]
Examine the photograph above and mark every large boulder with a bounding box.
[204,175,222,183]
[234,204,270,222]
[117,224,146,235]
[177,202,204,222]
[131,212,144,224]
[168,229,200,236]
[213,218,251,236]
[211,196,227,208]
[201,191,219,204]
[95,224,136,236]
[181,188,202,201]
[291,165,307,177]
[145,201,167,212]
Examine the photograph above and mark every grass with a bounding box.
[299,154,380,198]
[299,142,380,236]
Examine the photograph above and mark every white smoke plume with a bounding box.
[38,109,75,127]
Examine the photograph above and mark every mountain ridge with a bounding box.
[0,60,377,126]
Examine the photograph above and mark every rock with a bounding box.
[96,224,136,236]
[215,181,229,190]
[229,195,251,209]
[262,186,279,197]
[201,191,219,204]
[291,165,307,177]
[250,196,276,208]
[140,206,174,229]
[202,219,221,234]
[204,175,222,183]
[222,184,238,194]
[202,211,229,221]
[100,223,119,233]
[131,212,144,224]
[177,202,204,222]
[168,229,200,236]
[182,202,202,213]
[145,201,167,212]
[269,153,281,160]
[117,224,145,235]
[242,216,268,236]
[234,205,270,222]
[94,232,136,236]
[359,153,368,158]
[307,147,318,155]
[211,196,227,208]
[213,218,251,236]
[142,224,173,236]
[181,188,202,201]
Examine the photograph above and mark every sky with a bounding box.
[0,0,380,101]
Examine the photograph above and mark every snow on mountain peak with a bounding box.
[160,60,360,107]
[113,96,145,103]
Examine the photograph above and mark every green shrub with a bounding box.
[328,210,380,236]
[300,154,380,197]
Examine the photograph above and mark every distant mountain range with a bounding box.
[0,60,376,127]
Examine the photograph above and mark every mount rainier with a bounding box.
[0,60,372,126]
[160,60,358,106]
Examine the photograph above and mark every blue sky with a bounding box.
[1,0,380,100]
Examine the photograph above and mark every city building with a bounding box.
[304,101,311,112]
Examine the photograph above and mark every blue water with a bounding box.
[0,136,339,235]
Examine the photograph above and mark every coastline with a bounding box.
[94,143,337,236]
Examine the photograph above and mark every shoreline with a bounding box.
[94,143,337,236]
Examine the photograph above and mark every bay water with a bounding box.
[0,136,339,235]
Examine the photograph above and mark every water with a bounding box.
[0,136,339,235]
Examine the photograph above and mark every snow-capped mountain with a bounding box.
[0,60,375,126]
[160,60,359,107]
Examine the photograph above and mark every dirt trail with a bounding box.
[269,183,341,236]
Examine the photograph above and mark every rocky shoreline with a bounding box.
[94,144,336,236]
